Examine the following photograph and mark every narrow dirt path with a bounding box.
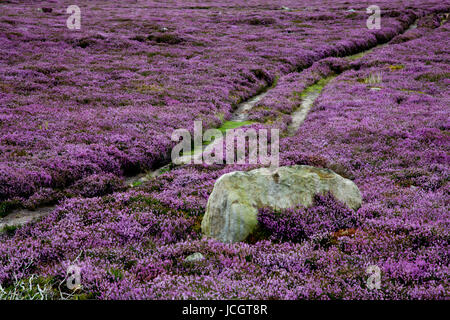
[287,90,321,135]
[230,91,270,121]
[0,206,54,231]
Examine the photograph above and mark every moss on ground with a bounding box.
[216,120,255,134]
[293,76,336,99]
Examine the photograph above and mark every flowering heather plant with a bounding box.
[257,194,360,243]
[67,173,124,198]
[0,0,449,300]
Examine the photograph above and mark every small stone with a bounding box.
[184,252,205,263]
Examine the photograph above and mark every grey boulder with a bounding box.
[201,165,362,243]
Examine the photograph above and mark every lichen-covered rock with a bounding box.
[201,165,362,243]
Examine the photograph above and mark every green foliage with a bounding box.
[293,76,336,99]
[1,224,18,236]
[0,200,20,218]
[388,64,404,71]
[131,180,143,187]
[216,120,255,134]
[108,268,124,282]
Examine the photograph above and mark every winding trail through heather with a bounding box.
[0,18,420,232]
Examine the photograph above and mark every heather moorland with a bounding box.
[0,0,448,300]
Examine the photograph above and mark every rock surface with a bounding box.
[201,165,362,243]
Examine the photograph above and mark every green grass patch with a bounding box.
[131,180,143,187]
[400,89,426,95]
[108,268,124,282]
[346,49,372,60]
[1,224,19,236]
[0,200,21,218]
[388,64,404,71]
[293,76,336,99]
[216,120,255,134]
[216,112,225,122]
[180,120,256,153]
[158,166,173,175]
